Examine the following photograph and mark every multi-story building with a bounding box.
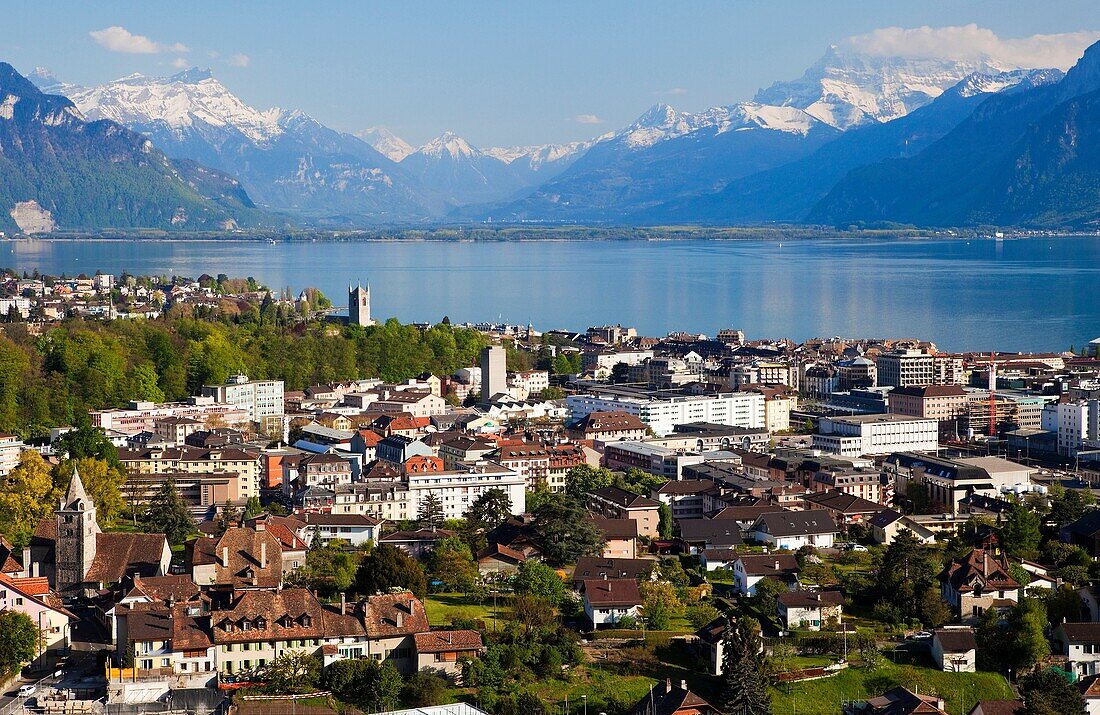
[508,370,549,400]
[480,346,507,400]
[1045,399,1100,456]
[932,355,964,385]
[581,349,654,378]
[884,453,1033,514]
[201,374,284,435]
[602,440,707,480]
[587,486,661,537]
[567,386,765,437]
[0,432,23,476]
[406,461,525,521]
[888,385,969,435]
[876,350,935,388]
[496,444,551,489]
[813,414,938,457]
[91,399,251,436]
[118,445,263,501]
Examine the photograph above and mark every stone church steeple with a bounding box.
[55,467,100,593]
[349,281,373,326]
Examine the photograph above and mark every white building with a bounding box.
[1044,400,1100,456]
[406,461,525,521]
[201,374,284,433]
[0,433,24,476]
[813,414,938,457]
[567,388,765,437]
[508,371,549,400]
[876,350,934,388]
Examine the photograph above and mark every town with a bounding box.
[2,271,1100,715]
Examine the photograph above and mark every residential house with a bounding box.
[380,529,457,560]
[777,589,844,631]
[299,513,381,547]
[678,519,745,555]
[588,486,661,538]
[588,516,640,559]
[188,526,285,590]
[695,616,728,676]
[476,544,526,575]
[413,630,484,678]
[868,509,937,545]
[1062,511,1100,557]
[572,557,655,589]
[750,510,838,550]
[630,679,720,715]
[939,549,1021,624]
[931,627,977,672]
[803,491,883,528]
[568,411,649,444]
[1056,622,1100,678]
[854,687,948,715]
[581,579,642,628]
[651,480,713,521]
[0,573,72,652]
[732,554,800,596]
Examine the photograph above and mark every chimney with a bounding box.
[222,546,229,568]
[340,592,346,615]
[774,560,780,570]
[395,610,404,628]
[261,542,268,569]
[665,678,672,694]
[680,680,687,692]
[21,548,31,577]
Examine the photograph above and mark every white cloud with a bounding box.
[228,53,251,68]
[663,87,688,96]
[89,26,188,55]
[842,24,1100,70]
[171,57,189,69]
[573,114,603,124]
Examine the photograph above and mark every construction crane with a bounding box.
[987,352,997,437]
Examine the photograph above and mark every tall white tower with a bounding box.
[349,282,372,326]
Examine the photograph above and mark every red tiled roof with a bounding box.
[413,629,483,653]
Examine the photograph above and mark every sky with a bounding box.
[5,1,1100,148]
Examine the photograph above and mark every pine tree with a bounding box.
[720,619,771,715]
[418,492,444,529]
[214,499,240,536]
[141,475,196,546]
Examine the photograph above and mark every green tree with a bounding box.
[466,488,512,530]
[1049,488,1087,527]
[1003,502,1042,558]
[685,602,721,630]
[430,536,479,593]
[258,651,320,694]
[141,475,195,546]
[918,588,952,628]
[720,619,771,715]
[401,669,450,707]
[57,420,120,467]
[640,580,683,631]
[1020,668,1087,715]
[532,495,605,566]
[0,611,39,676]
[657,502,673,539]
[513,560,566,606]
[871,529,942,623]
[563,465,614,500]
[0,450,58,548]
[244,495,263,519]
[214,500,239,536]
[355,543,428,598]
[58,458,126,528]
[324,658,403,710]
[290,538,360,597]
[418,492,445,529]
[1010,597,1051,670]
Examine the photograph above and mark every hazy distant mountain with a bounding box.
[754,45,1016,130]
[0,63,262,234]
[55,68,435,223]
[355,126,415,162]
[810,40,1100,228]
[463,101,837,221]
[663,69,1060,223]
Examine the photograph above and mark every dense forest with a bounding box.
[0,312,492,439]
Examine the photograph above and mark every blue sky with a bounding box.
[5,1,1100,147]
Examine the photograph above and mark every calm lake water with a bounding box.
[3,236,1099,353]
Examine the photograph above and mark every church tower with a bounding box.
[55,467,100,593]
[349,282,373,326]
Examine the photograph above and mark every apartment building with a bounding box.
[118,445,263,500]
[0,432,23,476]
[876,350,935,388]
[567,386,765,437]
[813,414,938,457]
[406,461,525,521]
[201,374,284,435]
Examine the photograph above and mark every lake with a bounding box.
[3,236,1099,353]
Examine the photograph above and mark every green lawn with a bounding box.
[771,662,1012,715]
[424,592,512,629]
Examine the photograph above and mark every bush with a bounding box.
[685,602,721,629]
[401,669,450,707]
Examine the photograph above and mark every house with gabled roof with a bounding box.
[732,554,800,596]
[750,510,838,550]
[581,578,642,628]
[938,548,1020,624]
[630,678,720,715]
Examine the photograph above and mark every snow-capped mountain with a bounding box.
[43,67,435,222]
[754,45,1015,130]
[355,126,415,162]
[482,139,598,172]
[399,131,533,206]
[67,69,283,144]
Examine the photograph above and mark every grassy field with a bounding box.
[424,592,512,629]
[770,662,1012,715]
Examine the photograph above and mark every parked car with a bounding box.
[845,543,868,552]
[908,630,933,640]
[18,685,37,697]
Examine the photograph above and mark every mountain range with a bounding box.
[6,37,1100,232]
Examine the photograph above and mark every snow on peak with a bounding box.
[950,68,1063,98]
[67,68,284,144]
[754,45,1016,130]
[356,126,415,162]
[26,67,83,96]
[482,139,599,170]
[416,131,479,159]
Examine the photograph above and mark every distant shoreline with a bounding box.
[2,226,1091,243]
